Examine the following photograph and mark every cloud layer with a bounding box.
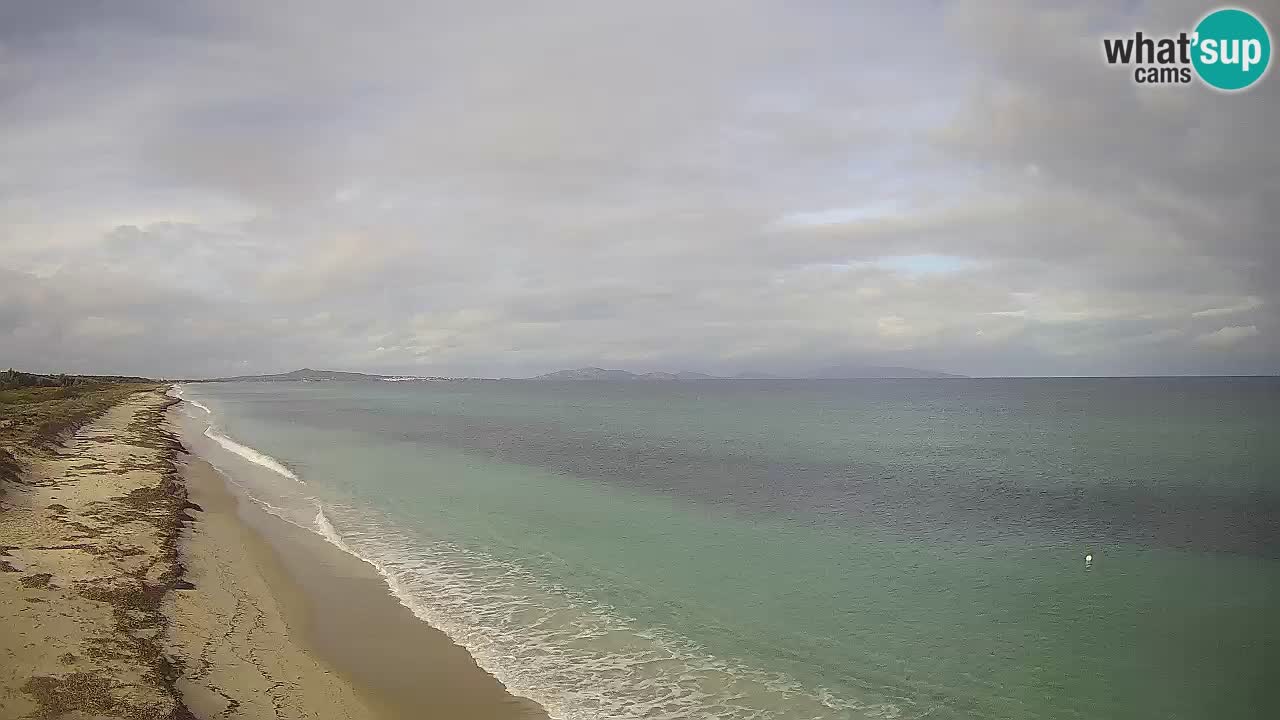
[2,0,1276,377]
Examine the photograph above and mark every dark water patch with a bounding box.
[260,377,1280,557]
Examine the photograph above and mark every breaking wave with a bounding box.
[203,427,302,483]
[308,504,891,720]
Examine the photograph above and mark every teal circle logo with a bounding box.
[1192,8,1271,91]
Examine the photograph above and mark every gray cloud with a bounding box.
[1,1,1277,378]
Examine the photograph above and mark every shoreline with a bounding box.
[166,454,378,718]
[1,387,545,719]
[173,448,548,719]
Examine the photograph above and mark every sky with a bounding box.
[1,1,1277,378]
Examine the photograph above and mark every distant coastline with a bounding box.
[191,365,968,383]
[192,368,453,383]
[529,365,967,380]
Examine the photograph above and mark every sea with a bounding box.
[172,378,1280,720]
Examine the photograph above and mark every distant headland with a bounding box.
[189,365,965,383]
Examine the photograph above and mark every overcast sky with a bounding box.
[2,1,1277,378]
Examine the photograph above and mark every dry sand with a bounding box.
[0,390,189,719]
[2,390,546,720]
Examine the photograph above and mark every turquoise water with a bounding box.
[176,379,1280,720]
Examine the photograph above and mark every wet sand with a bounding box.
[165,456,375,718]
[174,450,548,720]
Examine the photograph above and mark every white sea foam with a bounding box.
[203,427,302,483]
[171,384,212,415]
[178,391,890,719]
[195,457,319,538]
[307,504,895,720]
[315,505,360,555]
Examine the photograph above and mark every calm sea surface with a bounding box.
[177,378,1280,720]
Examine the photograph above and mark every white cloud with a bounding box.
[1197,325,1260,348]
[0,1,1276,377]
[1191,297,1264,318]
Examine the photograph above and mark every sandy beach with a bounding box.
[1,390,189,718]
[164,456,376,719]
[1,387,545,719]
[172,453,547,720]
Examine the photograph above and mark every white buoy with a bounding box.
[1085,553,1093,567]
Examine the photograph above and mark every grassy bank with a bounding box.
[0,379,161,484]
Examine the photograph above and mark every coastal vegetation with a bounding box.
[0,370,159,483]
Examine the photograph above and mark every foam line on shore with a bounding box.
[307,505,880,720]
[171,384,212,414]
[203,427,303,483]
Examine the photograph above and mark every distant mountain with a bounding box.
[811,364,965,379]
[532,367,644,381]
[530,365,963,381]
[532,367,722,381]
[732,370,787,380]
[209,366,964,384]
[199,368,409,382]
